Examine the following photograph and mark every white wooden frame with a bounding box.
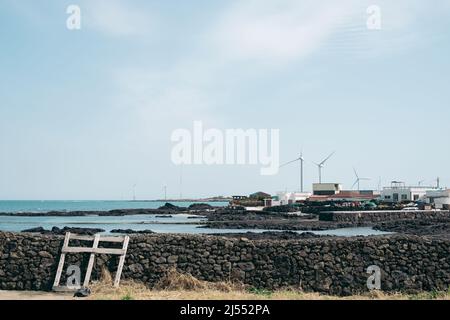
[52,232,130,291]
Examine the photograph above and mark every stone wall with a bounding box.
[319,210,450,223]
[0,232,449,296]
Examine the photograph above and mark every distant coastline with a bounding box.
[0,200,230,215]
[151,198,231,203]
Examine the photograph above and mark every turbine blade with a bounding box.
[353,167,359,179]
[279,158,300,168]
[320,151,335,165]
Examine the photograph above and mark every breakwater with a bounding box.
[0,232,448,295]
[319,210,450,223]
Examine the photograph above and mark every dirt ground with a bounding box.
[0,290,75,300]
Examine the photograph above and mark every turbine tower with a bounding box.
[132,184,137,201]
[313,151,335,184]
[179,165,183,200]
[352,167,370,191]
[280,150,305,192]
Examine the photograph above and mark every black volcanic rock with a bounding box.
[51,227,105,235]
[110,229,155,234]
[213,231,327,240]
[3,232,448,295]
[158,203,182,211]
[21,226,104,235]
[188,203,213,211]
[21,227,46,233]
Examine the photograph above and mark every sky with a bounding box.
[1,0,450,200]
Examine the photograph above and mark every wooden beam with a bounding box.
[114,236,130,287]
[52,232,71,290]
[83,234,100,288]
[62,247,126,255]
[70,235,125,243]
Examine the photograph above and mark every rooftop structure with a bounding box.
[313,183,342,196]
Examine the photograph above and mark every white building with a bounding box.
[381,181,437,203]
[425,189,450,209]
[264,191,311,207]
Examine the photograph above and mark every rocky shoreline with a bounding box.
[209,231,332,240]
[0,209,185,217]
[374,218,450,239]
[201,219,357,231]
[2,205,449,241]
[0,203,216,217]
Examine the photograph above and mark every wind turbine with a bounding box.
[132,184,137,201]
[313,151,335,183]
[179,165,183,200]
[280,150,305,192]
[163,185,167,201]
[352,167,370,191]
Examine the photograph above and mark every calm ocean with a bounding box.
[0,200,229,213]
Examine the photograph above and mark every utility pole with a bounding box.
[300,159,303,193]
[180,165,183,200]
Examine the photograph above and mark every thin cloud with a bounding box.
[83,0,157,37]
[209,0,450,64]
[210,0,359,64]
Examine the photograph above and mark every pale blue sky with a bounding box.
[1,0,450,200]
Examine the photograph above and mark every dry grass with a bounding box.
[153,268,246,292]
[89,268,450,301]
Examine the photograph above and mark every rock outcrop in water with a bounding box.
[158,203,183,211]
[188,203,214,211]
[110,229,155,234]
[21,227,105,235]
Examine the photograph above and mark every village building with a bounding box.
[425,189,450,209]
[381,181,437,203]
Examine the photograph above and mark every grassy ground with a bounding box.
[89,268,450,301]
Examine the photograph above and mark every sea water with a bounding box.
[0,201,392,236]
[0,200,229,213]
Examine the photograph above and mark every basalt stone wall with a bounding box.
[0,232,449,296]
[319,210,450,223]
